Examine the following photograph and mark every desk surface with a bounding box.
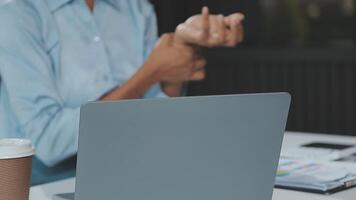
[30,132,356,200]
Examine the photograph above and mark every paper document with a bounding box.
[281,146,356,161]
[276,159,356,193]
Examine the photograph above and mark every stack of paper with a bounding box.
[275,159,356,194]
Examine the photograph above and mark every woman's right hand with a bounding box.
[100,33,205,101]
[144,33,206,83]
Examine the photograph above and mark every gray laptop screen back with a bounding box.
[76,93,290,200]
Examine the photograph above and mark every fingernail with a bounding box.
[219,15,224,21]
[237,14,245,21]
[202,6,209,14]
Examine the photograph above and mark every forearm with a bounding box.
[100,63,159,101]
[101,31,206,100]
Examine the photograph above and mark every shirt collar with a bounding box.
[102,0,120,11]
[47,0,74,12]
[47,0,120,12]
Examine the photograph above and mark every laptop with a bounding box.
[56,93,290,200]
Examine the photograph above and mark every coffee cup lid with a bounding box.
[0,139,35,159]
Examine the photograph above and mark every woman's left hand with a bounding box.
[175,7,244,48]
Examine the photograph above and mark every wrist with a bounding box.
[172,33,186,47]
[162,81,183,87]
[161,81,184,97]
[142,59,162,84]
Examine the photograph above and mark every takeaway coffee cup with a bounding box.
[0,139,35,200]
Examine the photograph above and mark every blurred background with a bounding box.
[150,0,356,136]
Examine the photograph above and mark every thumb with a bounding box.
[158,33,174,46]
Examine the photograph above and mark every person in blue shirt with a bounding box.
[0,0,244,185]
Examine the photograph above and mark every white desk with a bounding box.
[30,132,356,200]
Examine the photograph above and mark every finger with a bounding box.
[226,13,245,26]
[217,14,226,43]
[226,25,244,47]
[189,69,206,81]
[194,58,207,70]
[159,33,174,46]
[224,13,244,31]
[156,34,168,47]
[228,23,244,45]
[210,15,226,46]
[225,14,245,47]
[192,46,202,59]
[236,24,244,43]
[224,17,231,26]
[225,20,239,47]
[176,24,208,46]
[201,6,210,41]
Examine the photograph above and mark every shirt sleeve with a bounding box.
[0,5,79,167]
[141,0,169,98]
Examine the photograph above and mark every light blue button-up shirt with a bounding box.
[0,0,166,167]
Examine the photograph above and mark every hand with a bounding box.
[144,33,206,83]
[223,13,245,47]
[175,7,244,48]
[100,33,206,100]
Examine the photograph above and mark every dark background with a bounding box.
[150,0,356,136]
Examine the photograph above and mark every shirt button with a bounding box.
[93,36,101,42]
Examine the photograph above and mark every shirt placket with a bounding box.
[73,0,113,86]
